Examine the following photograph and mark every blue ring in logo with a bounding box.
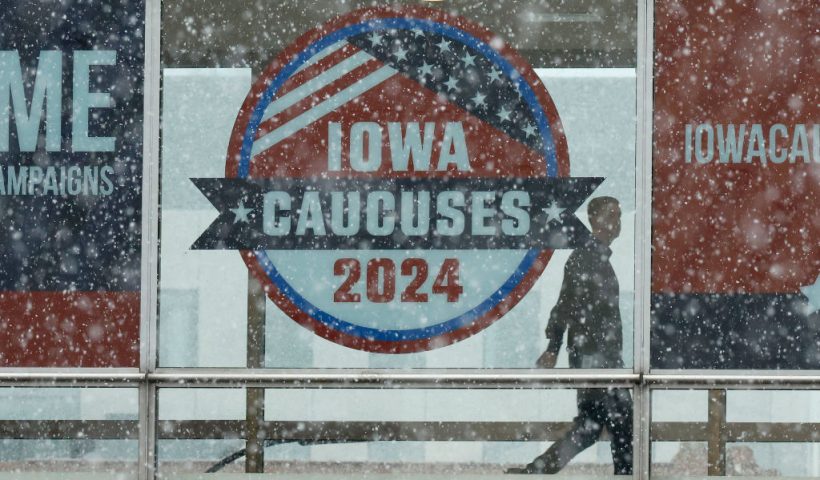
[239,18,558,343]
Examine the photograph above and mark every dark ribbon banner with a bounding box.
[191,177,603,250]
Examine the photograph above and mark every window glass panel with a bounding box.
[652,389,707,422]
[0,388,138,477]
[161,0,636,70]
[0,0,144,369]
[157,388,244,473]
[651,389,820,477]
[726,390,820,423]
[158,0,638,370]
[158,387,635,475]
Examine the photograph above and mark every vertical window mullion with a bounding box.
[141,0,162,479]
[635,0,655,478]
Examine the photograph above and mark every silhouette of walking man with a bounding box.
[507,196,633,475]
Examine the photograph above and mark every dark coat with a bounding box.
[544,242,624,369]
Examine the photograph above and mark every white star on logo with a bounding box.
[367,32,384,46]
[412,28,425,38]
[461,51,476,66]
[800,274,820,314]
[418,61,434,77]
[496,106,512,121]
[444,76,459,91]
[436,39,452,53]
[472,92,487,107]
[393,46,408,61]
[523,124,537,137]
[488,69,502,82]
[230,200,252,224]
[542,203,565,223]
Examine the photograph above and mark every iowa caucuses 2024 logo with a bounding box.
[192,7,601,353]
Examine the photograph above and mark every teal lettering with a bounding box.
[789,124,810,164]
[716,124,746,164]
[745,124,766,165]
[9,167,28,194]
[0,50,62,152]
[72,50,116,152]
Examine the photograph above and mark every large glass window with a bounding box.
[157,0,638,370]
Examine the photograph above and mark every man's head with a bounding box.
[588,196,621,246]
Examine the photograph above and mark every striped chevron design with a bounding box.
[251,41,398,158]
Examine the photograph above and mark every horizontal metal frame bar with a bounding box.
[148,369,639,388]
[2,369,820,388]
[0,369,144,386]
[649,369,820,377]
[645,373,820,388]
[0,368,142,376]
[2,419,818,443]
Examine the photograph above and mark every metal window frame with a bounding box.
[1,1,818,479]
[141,0,162,478]
[635,0,653,477]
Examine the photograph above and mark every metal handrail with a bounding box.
[645,373,820,387]
[149,369,639,387]
[2,369,820,387]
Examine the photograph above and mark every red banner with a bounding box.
[654,0,818,294]
[652,0,819,368]
[0,292,139,367]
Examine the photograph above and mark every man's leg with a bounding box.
[604,388,634,475]
[525,390,606,473]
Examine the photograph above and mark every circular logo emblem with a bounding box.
[207,6,588,353]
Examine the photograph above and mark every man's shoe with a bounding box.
[505,466,530,474]
[505,465,541,474]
